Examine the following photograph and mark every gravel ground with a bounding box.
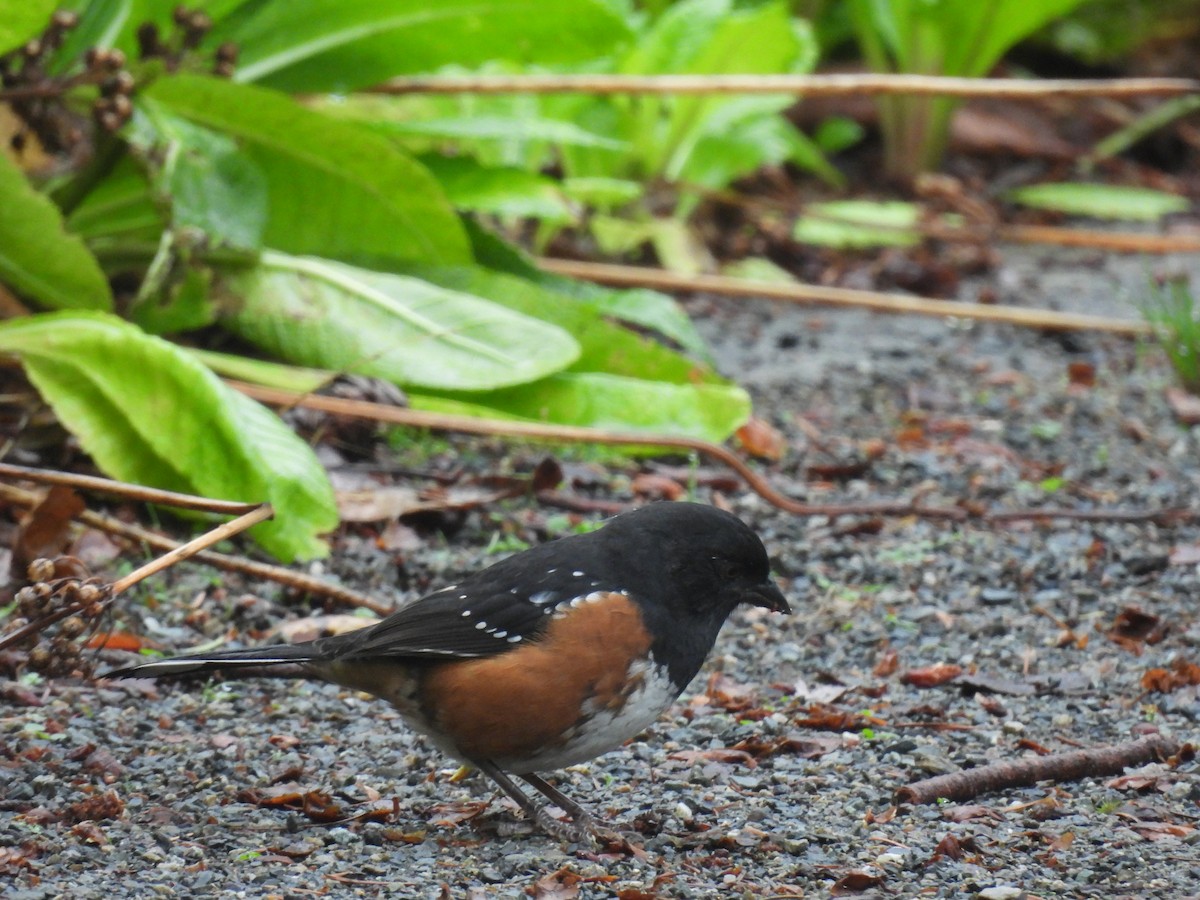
[4,243,1200,898]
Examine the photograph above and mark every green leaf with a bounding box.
[403,264,723,384]
[47,0,131,74]
[0,0,56,55]
[0,153,112,310]
[560,177,644,209]
[0,311,337,561]
[1007,183,1189,222]
[318,101,627,151]
[218,0,633,92]
[127,102,269,252]
[420,156,575,224]
[217,251,580,391]
[187,346,332,394]
[460,218,711,360]
[146,74,471,266]
[414,372,751,442]
[794,200,933,248]
[66,156,163,243]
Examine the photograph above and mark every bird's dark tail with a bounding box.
[104,642,318,680]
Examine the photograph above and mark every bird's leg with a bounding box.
[473,760,588,842]
[518,772,596,829]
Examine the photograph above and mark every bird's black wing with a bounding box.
[318,537,628,662]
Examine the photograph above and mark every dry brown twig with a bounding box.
[228,382,1197,526]
[0,472,392,638]
[374,73,1200,98]
[537,258,1154,337]
[895,733,1183,805]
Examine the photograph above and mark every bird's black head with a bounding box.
[594,502,789,686]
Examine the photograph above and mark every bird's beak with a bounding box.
[746,580,790,614]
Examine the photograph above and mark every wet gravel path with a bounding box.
[4,244,1200,898]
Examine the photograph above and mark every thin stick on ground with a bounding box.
[373,73,1200,98]
[536,258,1154,336]
[0,481,393,617]
[228,382,1200,526]
[108,504,275,595]
[0,461,267,515]
[227,380,969,522]
[895,733,1182,805]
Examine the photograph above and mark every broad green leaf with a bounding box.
[315,100,626,152]
[415,372,751,442]
[460,218,711,360]
[0,0,56,55]
[218,0,633,92]
[218,251,580,391]
[0,153,112,310]
[1007,183,1189,222]
[420,156,575,224]
[66,156,163,243]
[403,264,722,383]
[128,102,268,252]
[0,311,337,560]
[147,75,470,266]
[539,280,713,363]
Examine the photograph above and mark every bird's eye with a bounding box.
[714,557,741,581]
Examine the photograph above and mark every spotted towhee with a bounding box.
[106,501,789,839]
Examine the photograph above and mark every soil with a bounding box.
[4,240,1200,898]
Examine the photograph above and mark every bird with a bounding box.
[105,501,789,840]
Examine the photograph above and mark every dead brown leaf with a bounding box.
[1107,606,1168,654]
[428,800,490,827]
[1142,659,1200,693]
[698,672,759,712]
[872,647,900,678]
[1131,821,1194,841]
[531,866,583,900]
[71,821,109,845]
[736,416,787,461]
[12,485,84,577]
[901,663,963,688]
[830,871,885,895]
[932,833,963,860]
[630,473,686,500]
[668,748,758,769]
[1166,387,1200,426]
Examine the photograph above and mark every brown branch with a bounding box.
[895,733,1181,805]
[0,462,266,515]
[536,259,1154,337]
[987,506,1196,525]
[374,73,1200,98]
[0,481,393,617]
[999,225,1200,255]
[108,505,275,595]
[227,380,969,522]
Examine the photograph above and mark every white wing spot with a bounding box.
[436,584,457,593]
[507,634,522,643]
[461,610,471,617]
[475,621,488,630]
[493,630,507,639]
[529,591,557,606]
[547,568,557,574]
[458,594,468,600]
[572,570,584,577]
